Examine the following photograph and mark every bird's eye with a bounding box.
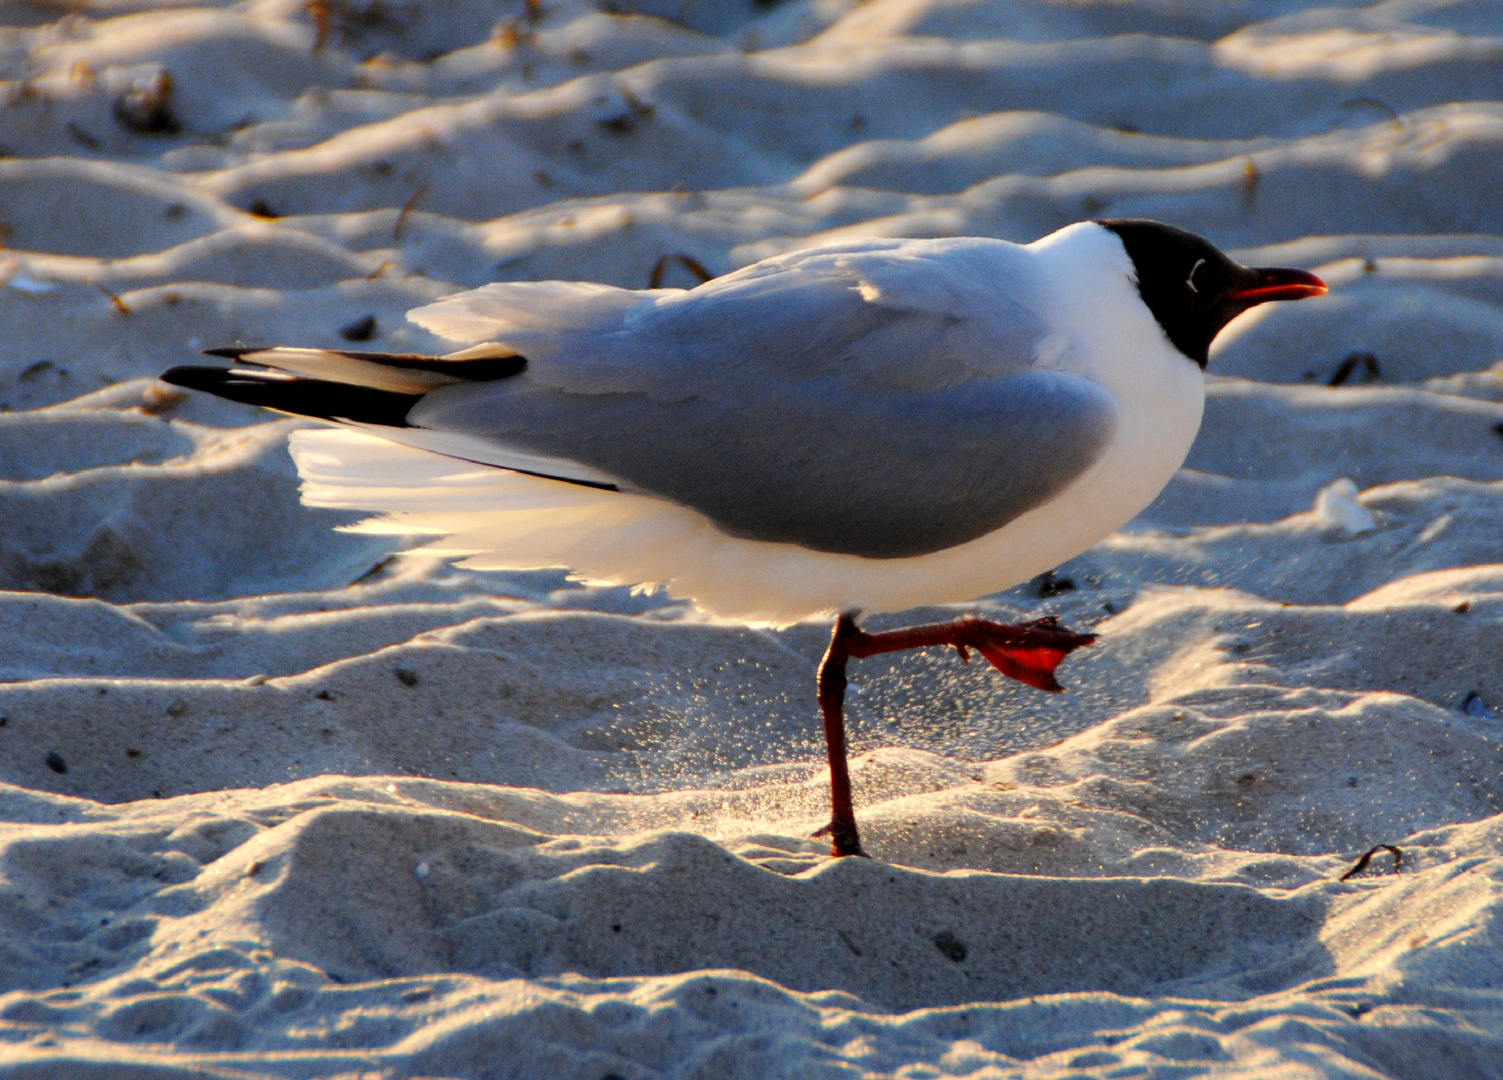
[1185,258,1207,295]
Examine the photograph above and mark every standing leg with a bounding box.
[815,613,864,857]
[812,612,1095,858]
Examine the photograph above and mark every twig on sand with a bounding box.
[1339,844,1403,881]
[648,252,714,289]
[1341,97,1404,131]
[308,0,331,54]
[393,184,429,243]
[1328,352,1381,387]
[93,283,132,315]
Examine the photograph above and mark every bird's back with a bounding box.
[406,236,1120,558]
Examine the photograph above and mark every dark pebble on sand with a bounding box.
[113,70,180,135]
[1033,570,1076,598]
[932,931,967,962]
[339,314,378,342]
[1463,691,1497,719]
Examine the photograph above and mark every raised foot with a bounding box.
[847,614,1096,692]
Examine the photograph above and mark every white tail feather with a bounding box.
[287,428,1060,626]
[338,422,623,488]
[289,429,857,624]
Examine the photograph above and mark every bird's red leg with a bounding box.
[815,613,865,857]
[814,612,1095,858]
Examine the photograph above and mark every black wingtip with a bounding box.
[333,349,529,381]
[162,364,622,494]
[162,364,225,390]
[198,345,527,382]
[160,365,421,426]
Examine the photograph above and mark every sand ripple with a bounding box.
[2,0,1502,1075]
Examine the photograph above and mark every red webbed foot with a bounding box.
[848,614,1095,692]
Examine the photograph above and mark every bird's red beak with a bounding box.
[1228,267,1328,304]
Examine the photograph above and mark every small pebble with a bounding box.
[1033,569,1076,598]
[113,70,180,135]
[338,314,378,342]
[1463,692,1497,720]
[1313,478,1376,535]
[932,931,967,962]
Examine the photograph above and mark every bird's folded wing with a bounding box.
[410,367,1119,559]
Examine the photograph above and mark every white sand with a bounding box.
[2,0,1503,1076]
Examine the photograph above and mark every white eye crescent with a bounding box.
[1185,258,1206,294]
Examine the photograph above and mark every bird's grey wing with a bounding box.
[409,367,1119,558]
[630,237,1062,395]
[409,237,1055,398]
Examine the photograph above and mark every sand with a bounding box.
[2,0,1503,1076]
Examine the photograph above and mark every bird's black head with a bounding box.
[1096,218,1327,367]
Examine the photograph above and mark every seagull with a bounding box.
[163,219,1326,857]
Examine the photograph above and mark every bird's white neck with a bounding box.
[1025,221,1206,527]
